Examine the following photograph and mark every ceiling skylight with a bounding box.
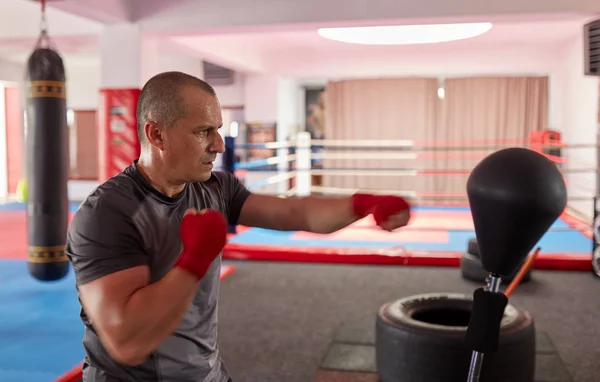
[317,23,493,45]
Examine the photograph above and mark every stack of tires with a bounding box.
[460,238,532,283]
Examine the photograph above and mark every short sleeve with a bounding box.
[220,172,251,225]
[66,195,148,286]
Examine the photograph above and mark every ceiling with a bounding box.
[1,0,598,78]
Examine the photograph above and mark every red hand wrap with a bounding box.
[174,210,228,280]
[351,193,411,226]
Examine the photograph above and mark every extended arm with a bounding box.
[238,193,411,233]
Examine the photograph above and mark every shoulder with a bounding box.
[190,171,238,194]
[71,170,144,230]
[207,170,233,185]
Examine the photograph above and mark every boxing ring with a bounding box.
[223,131,594,272]
[0,131,594,381]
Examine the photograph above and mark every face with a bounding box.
[146,86,225,183]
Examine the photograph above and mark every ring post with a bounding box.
[593,196,600,278]
[223,136,237,234]
[223,136,235,174]
[288,143,296,193]
[594,125,600,278]
[295,132,312,197]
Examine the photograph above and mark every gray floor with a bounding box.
[216,261,600,382]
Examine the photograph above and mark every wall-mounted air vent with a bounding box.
[584,19,600,76]
[202,61,234,86]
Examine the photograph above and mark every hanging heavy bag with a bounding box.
[25,16,69,281]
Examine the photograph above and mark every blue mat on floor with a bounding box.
[0,260,84,381]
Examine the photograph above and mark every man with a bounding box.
[66,71,411,382]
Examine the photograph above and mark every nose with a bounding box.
[210,130,226,154]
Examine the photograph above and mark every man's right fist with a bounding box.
[174,209,228,280]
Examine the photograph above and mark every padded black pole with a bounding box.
[466,147,567,277]
[465,288,508,353]
[25,47,69,281]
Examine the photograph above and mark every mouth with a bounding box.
[202,160,215,168]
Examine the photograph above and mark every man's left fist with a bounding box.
[351,193,411,231]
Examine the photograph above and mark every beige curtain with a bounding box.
[320,76,548,203]
[322,78,440,192]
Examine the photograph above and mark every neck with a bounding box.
[137,151,186,198]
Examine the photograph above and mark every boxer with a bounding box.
[66,71,411,382]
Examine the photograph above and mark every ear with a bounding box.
[144,121,165,150]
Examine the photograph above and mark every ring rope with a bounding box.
[238,149,565,164]
[235,154,296,170]
[309,185,418,198]
[311,139,596,150]
[289,167,597,175]
[283,186,297,197]
[245,171,297,190]
[234,141,295,150]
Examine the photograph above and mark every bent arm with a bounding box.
[78,265,199,366]
[238,194,358,234]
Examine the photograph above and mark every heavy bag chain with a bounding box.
[35,0,55,50]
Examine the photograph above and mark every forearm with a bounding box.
[110,269,198,364]
[292,196,358,234]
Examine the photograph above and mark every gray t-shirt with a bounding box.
[66,162,250,382]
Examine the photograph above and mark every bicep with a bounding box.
[78,265,149,332]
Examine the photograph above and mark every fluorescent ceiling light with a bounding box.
[317,22,492,45]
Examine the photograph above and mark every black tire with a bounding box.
[467,238,480,257]
[461,252,532,284]
[593,246,600,278]
[375,293,536,382]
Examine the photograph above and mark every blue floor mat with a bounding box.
[0,261,84,380]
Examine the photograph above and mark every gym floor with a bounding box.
[217,262,599,382]
[0,202,596,381]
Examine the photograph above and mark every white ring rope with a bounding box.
[260,154,296,166]
[312,152,419,160]
[311,169,419,176]
[312,139,414,148]
[245,171,297,191]
[309,185,418,198]
[310,139,599,150]
[252,141,295,149]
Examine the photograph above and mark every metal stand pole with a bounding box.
[466,275,502,382]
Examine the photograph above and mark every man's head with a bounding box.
[137,71,224,183]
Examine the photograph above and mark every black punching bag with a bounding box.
[467,148,567,277]
[25,47,69,281]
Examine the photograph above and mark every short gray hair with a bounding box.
[136,71,216,144]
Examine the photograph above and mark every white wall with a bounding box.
[243,74,279,122]
[556,33,599,218]
[0,58,24,84]
[214,72,245,107]
[65,61,100,110]
[62,54,246,110]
